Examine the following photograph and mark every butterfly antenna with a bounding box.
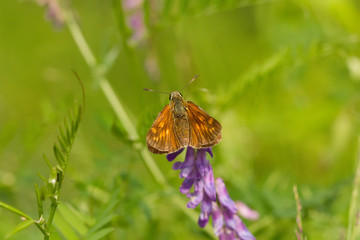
[144,88,170,94]
[180,74,199,92]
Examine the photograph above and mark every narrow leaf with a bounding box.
[64,118,72,145]
[59,125,70,146]
[96,189,120,220]
[53,144,65,166]
[69,108,75,134]
[37,172,48,182]
[4,219,34,239]
[0,201,32,219]
[43,154,52,169]
[58,135,68,154]
[101,46,120,74]
[58,204,88,236]
[74,105,82,132]
[87,214,116,236]
[97,199,119,220]
[87,185,110,203]
[87,228,114,240]
[34,183,43,217]
[54,212,80,240]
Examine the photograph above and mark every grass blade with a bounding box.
[87,228,114,240]
[58,204,88,236]
[4,219,34,239]
[34,183,44,218]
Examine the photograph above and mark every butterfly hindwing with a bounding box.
[187,101,222,148]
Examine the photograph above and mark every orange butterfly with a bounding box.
[146,88,222,154]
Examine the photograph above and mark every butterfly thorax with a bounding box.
[169,91,188,118]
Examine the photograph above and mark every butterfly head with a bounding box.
[169,91,183,100]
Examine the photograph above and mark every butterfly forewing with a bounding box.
[187,101,222,148]
[146,105,181,154]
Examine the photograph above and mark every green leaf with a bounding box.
[59,125,70,146]
[58,204,88,236]
[98,199,119,220]
[37,172,48,183]
[53,144,65,166]
[69,108,75,134]
[4,219,34,239]
[54,212,79,240]
[64,118,72,145]
[74,105,82,131]
[220,49,288,110]
[86,228,114,240]
[43,154,52,169]
[0,201,32,219]
[40,185,50,200]
[34,183,43,217]
[96,189,120,220]
[87,214,116,236]
[101,46,120,74]
[57,135,68,154]
[87,185,111,203]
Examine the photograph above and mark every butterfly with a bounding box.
[146,90,222,154]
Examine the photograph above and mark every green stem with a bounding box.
[65,11,97,68]
[98,79,139,141]
[347,138,360,240]
[293,185,305,240]
[46,200,58,232]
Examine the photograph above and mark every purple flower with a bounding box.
[123,0,143,10]
[127,11,146,43]
[168,147,256,240]
[236,201,259,221]
[215,178,256,240]
[122,0,146,44]
[36,0,64,28]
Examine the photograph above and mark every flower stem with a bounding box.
[347,137,360,240]
[98,79,139,141]
[65,11,97,68]
[293,185,306,240]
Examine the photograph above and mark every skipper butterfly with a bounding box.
[146,78,221,154]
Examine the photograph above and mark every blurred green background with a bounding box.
[1,0,360,239]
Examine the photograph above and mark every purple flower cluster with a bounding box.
[167,147,257,240]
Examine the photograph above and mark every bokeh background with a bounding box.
[1,0,360,239]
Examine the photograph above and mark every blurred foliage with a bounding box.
[1,0,360,239]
